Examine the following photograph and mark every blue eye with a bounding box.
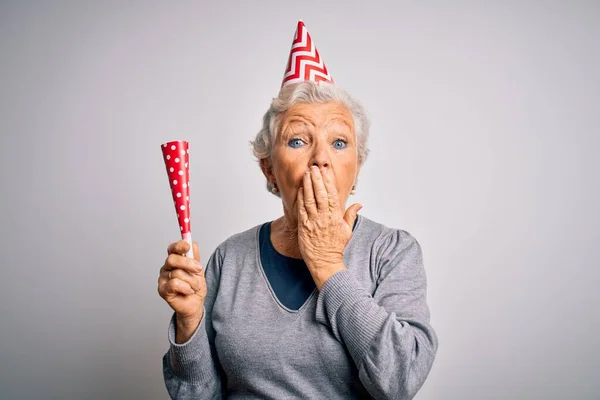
[288,139,305,148]
[333,139,347,149]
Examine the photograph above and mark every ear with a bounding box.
[354,163,362,184]
[259,158,275,183]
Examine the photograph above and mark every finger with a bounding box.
[310,166,328,213]
[159,266,170,279]
[160,266,189,280]
[170,268,201,291]
[320,166,339,211]
[167,240,191,256]
[193,242,200,262]
[164,253,203,274]
[302,170,318,217]
[297,187,308,222]
[157,275,168,295]
[197,271,207,295]
[164,278,195,296]
[343,203,363,228]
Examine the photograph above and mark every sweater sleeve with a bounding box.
[315,230,438,400]
[162,247,225,399]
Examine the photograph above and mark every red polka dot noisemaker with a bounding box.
[161,140,193,258]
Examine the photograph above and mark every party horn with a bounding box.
[161,140,193,258]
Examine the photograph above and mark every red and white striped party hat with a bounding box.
[281,20,334,87]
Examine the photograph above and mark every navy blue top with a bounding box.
[259,218,359,311]
[259,222,315,310]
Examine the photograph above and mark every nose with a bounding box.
[309,139,330,168]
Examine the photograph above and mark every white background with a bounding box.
[1,1,598,398]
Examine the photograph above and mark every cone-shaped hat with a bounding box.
[281,21,334,87]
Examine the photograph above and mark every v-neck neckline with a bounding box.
[254,215,363,314]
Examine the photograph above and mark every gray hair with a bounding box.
[250,81,371,197]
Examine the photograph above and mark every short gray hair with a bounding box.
[250,81,370,196]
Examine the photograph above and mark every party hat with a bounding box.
[161,140,193,259]
[281,20,334,87]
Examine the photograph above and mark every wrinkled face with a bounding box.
[261,102,360,220]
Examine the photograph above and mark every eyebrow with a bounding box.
[325,118,352,129]
[278,122,306,144]
[279,114,354,140]
[325,118,353,133]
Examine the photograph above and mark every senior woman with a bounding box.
[158,22,437,399]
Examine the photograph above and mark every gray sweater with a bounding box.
[163,215,438,399]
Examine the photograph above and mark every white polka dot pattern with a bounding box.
[161,141,192,234]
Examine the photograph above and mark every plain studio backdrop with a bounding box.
[0,1,598,399]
